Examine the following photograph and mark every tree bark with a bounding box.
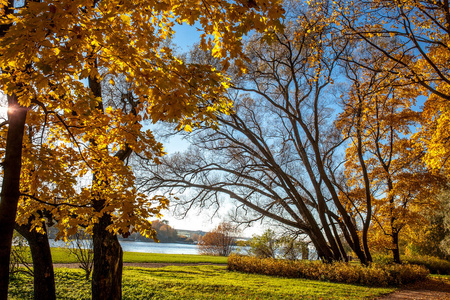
[92,209,123,300]
[15,220,56,300]
[329,215,349,262]
[0,94,28,300]
[392,231,401,264]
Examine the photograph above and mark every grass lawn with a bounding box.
[9,265,395,299]
[123,252,228,264]
[50,247,227,264]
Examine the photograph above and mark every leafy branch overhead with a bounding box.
[0,0,284,239]
[0,0,285,298]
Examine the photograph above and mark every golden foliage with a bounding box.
[337,49,443,257]
[335,0,450,178]
[0,0,284,239]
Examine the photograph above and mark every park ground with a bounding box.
[8,249,450,299]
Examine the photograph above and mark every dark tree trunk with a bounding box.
[15,221,56,300]
[392,231,401,264]
[329,216,349,262]
[388,178,400,264]
[356,104,373,264]
[92,210,123,300]
[0,94,28,300]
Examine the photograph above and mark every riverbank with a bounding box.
[50,248,228,264]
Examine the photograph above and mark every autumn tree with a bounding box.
[335,0,450,181]
[151,220,179,242]
[0,1,284,299]
[0,107,56,299]
[9,79,166,299]
[404,187,450,259]
[435,187,450,257]
[0,1,29,296]
[198,222,238,256]
[140,1,377,264]
[190,233,201,243]
[337,48,443,263]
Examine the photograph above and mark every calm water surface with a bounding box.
[50,239,199,255]
[120,241,199,254]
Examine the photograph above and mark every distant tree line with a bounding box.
[117,220,203,244]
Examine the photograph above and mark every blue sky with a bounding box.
[173,24,203,51]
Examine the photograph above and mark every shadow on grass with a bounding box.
[402,277,450,292]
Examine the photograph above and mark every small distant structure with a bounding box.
[235,237,251,242]
[176,229,206,239]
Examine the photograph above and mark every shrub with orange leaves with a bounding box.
[227,254,429,286]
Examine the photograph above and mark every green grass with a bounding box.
[50,248,227,264]
[123,252,227,264]
[50,248,74,263]
[9,265,395,300]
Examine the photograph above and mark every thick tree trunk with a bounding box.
[92,210,123,300]
[16,221,56,300]
[0,94,28,300]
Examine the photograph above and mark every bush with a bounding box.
[373,253,450,275]
[227,254,429,286]
[403,255,450,275]
[198,223,239,256]
[371,253,394,265]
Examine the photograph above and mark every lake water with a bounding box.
[120,241,199,255]
[49,239,199,255]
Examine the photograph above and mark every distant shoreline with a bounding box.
[119,239,197,245]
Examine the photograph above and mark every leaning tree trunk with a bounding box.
[0,94,28,300]
[16,220,56,300]
[92,206,123,300]
[356,105,373,263]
